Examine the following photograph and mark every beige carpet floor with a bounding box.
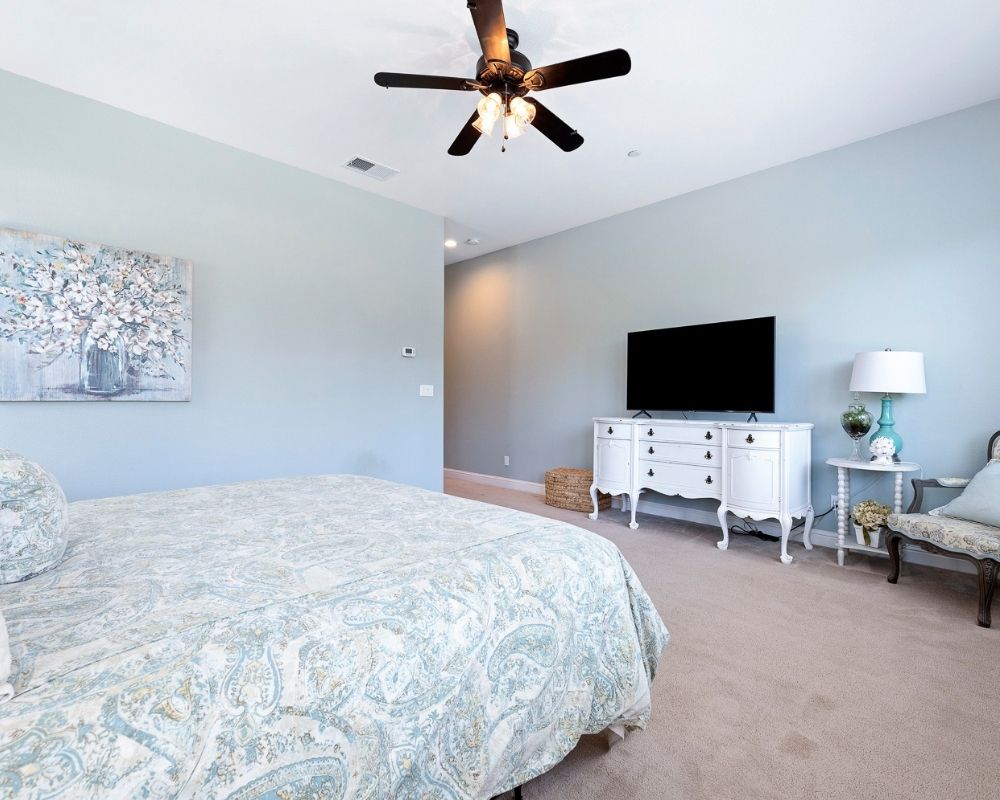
[445,478,1000,800]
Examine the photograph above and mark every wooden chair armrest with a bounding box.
[907,478,970,514]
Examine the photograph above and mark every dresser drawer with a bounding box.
[596,422,630,440]
[726,429,781,449]
[638,460,722,499]
[640,424,721,445]
[642,442,721,466]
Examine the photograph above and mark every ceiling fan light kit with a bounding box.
[373,0,631,156]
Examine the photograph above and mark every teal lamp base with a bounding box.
[869,394,903,460]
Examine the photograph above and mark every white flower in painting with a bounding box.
[119,301,148,324]
[127,327,151,356]
[24,271,61,293]
[50,308,75,332]
[64,281,97,313]
[89,313,122,340]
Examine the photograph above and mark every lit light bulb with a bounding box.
[509,96,536,126]
[473,92,502,136]
[501,97,536,140]
[503,111,524,140]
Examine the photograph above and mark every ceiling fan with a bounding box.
[374,0,631,155]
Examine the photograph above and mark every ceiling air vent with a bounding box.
[343,156,399,182]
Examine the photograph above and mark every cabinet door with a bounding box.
[595,438,631,491]
[727,449,781,511]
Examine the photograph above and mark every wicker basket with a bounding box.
[544,467,611,513]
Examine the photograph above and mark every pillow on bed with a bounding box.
[937,461,1000,528]
[0,609,13,702]
[0,450,69,584]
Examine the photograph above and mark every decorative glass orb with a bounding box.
[840,393,874,461]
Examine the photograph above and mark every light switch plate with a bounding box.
[419,384,434,397]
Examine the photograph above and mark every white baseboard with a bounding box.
[444,469,970,573]
[619,496,973,574]
[443,468,545,495]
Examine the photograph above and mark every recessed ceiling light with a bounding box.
[465,238,481,246]
[627,149,641,158]
[444,239,458,248]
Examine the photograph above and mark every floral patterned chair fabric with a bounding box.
[886,431,1000,628]
[887,513,1000,560]
[0,451,68,584]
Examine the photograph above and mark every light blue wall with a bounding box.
[0,71,444,500]
[446,100,1000,520]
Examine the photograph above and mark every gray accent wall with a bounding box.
[0,70,444,500]
[446,100,1000,519]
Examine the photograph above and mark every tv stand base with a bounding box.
[590,417,814,564]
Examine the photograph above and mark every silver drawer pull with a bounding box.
[746,434,755,444]
[705,450,713,460]
[648,446,655,454]
[704,431,713,440]
[647,468,655,477]
[608,426,614,435]
[705,475,713,484]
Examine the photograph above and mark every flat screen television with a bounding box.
[627,316,776,413]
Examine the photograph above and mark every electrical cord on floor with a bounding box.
[729,505,837,542]
[729,519,779,542]
[791,505,836,531]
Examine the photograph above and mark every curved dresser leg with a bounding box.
[628,492,639,530]
[588,483,600,521]
[716,505,729,550]
[779,514,793,565]
[802,505,815,550]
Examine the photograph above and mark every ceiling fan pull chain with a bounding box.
[501,99,508,152]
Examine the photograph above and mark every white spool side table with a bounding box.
[826,458,921,567]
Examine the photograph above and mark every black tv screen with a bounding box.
[627,317,776,413]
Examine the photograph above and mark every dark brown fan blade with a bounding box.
[448,110,483,156]
[374,72,480,91]
[523,98,583,152]
[468,0,510,64]
[523,49,631,91]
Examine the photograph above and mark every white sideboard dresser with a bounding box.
[590,418,815,564]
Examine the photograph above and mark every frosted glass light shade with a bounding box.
[849,351,926,394]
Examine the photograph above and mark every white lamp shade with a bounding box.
[849,351,926,394]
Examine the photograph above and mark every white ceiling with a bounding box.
[2,1,1000,264]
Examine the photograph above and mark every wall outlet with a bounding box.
[419,384,434,397]
[504,456,510,466]
[830,493,839,511]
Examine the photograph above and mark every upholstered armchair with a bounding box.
[885,432,1000,627]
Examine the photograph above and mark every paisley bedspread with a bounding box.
[0,475,669,799]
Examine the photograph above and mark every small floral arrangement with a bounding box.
[853,499,890,545]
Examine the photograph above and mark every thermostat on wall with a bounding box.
[401,346,416,358]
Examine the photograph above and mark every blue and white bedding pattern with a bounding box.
[0,475,669,798]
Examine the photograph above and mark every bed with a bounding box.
[0,475,669,798]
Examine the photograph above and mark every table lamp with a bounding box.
[849,350,926,460]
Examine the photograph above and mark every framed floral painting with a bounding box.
[0,228,191,401]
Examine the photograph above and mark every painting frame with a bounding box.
[0,228,192,401]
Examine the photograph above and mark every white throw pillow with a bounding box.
[0,609,12,702]
[0,450,69,584]
[938,461,1000,528]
